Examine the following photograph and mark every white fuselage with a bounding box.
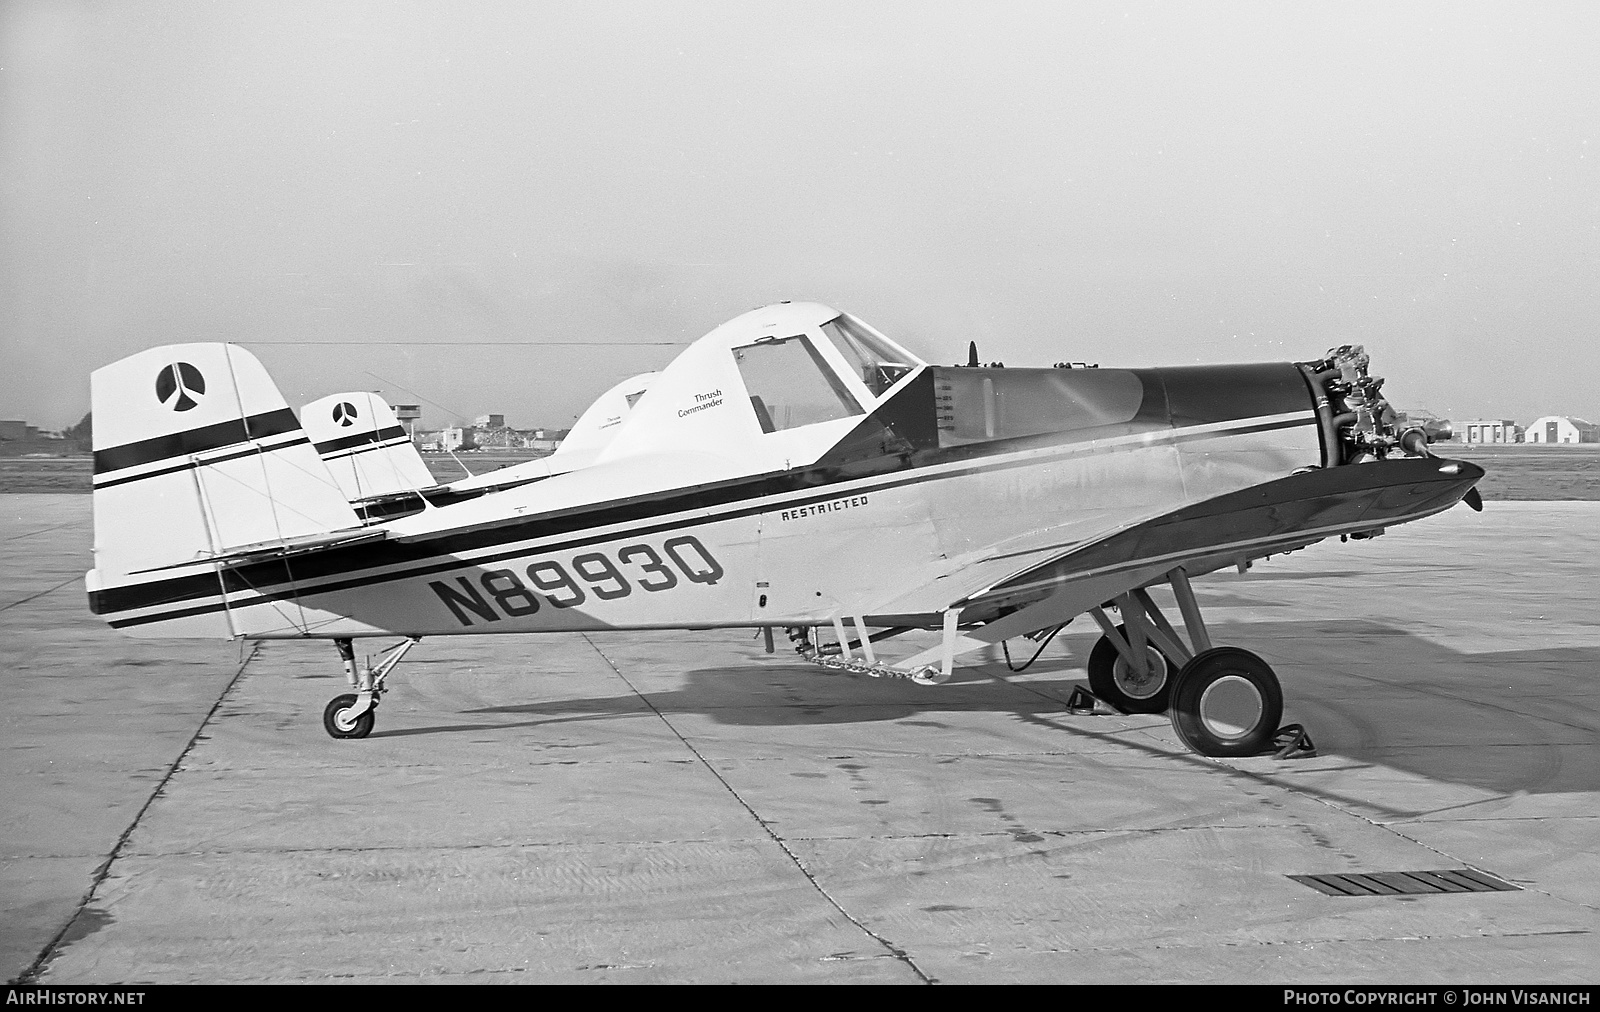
[158,408,1316,640]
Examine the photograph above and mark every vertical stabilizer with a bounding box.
[446,372,657,492]
[90,343,360,580]
[545,371,657,469]
[301,392,436,503]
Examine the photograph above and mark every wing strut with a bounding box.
[939,607,961,681]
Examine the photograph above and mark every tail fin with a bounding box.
[301,392,437,504]
[546,371,656,468]
[89,343,360,584]
[448,371,657,492]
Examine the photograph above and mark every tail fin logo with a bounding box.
[333,402,359,427]
[155,362,206,412]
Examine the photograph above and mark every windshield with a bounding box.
[820,315,917,397]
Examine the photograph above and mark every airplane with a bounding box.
[85,302,1484,757]
[298,371,657,521]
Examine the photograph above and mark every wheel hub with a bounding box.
[1197,674,1264,740]
[1113,648,1168,699]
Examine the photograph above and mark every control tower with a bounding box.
[390,403,422,439]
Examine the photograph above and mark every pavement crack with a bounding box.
[0,574,81,614]
[17,642,262,985]
[581,634,936,984]
[2,520,81,543]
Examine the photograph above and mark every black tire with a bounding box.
[1168,647,1283,757]
[323,693,375,739]
[1087,624,1174,713]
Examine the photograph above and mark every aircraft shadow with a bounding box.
[390,619,1599,801]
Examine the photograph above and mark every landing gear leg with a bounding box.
[1084,569,1289,755]
[1085,589,1190,713]
[1159,567,1285,756]
[322,636,421,740]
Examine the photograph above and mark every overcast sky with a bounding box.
[2,1,1596,431]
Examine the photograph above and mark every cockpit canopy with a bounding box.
[590,303,927,481]
[730,313,921,434]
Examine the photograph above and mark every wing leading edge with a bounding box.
[897,454,1487,630]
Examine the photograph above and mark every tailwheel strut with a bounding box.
[323,636,421,740]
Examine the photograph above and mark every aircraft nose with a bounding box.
[1433,458,1486,511]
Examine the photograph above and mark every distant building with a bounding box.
[1524,416,1598,444]
[473,413,505,430]
[1461,419,1522,444]
[439,426,467,452]
[0,420,29,440]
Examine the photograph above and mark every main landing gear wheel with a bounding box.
[1087,624,1174,713]
[1168,647,1283,757]
[323,693,375,740]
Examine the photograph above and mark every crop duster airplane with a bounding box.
[85,302,1483,756]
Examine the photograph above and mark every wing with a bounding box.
[871,455,1484,631]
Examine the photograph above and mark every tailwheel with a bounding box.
[1168,647,1283,757]
[323,693,375,739]
[1087,624,1174,713]
[322,636,420,740]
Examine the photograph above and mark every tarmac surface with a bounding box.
[3,494,1597,984]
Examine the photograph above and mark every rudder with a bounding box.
[88,344,360,634]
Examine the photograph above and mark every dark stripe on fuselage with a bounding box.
[92,435,312,490]
[1150,363,1314,428]
[93,412,1316,624]
[93,408,302,475]
[313,425,409,456]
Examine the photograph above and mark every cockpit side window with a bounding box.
[732,335,864,433]
[820,316,916,397]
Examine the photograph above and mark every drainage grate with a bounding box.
[1289,869,1520,897]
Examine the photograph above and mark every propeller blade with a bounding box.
[967,341,979,368]
[1463,486,1484,512]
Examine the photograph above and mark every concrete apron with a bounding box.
[5,496,1597,983]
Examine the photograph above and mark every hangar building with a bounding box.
[1524,416,1598,444]
[1462,419,1521,444]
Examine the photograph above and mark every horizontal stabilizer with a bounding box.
[128,527,390,574]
